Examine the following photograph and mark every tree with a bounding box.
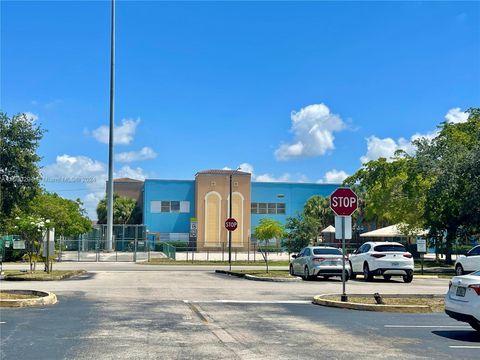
[415,108,480,263]
[7,213,52,272]
[283,215,312,253]
[253,218,284,273]
[0,112,44,231]
[303,195,334,239]
[96,194,142,224]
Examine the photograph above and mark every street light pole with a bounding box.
[106,0,115,252]
[228,173,232,271]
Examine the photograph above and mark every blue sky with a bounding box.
[2,1,479,219]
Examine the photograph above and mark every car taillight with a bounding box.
[403,253,413,258]
[313,257,325,262]
[468,284,480,295]
[370,253,386,258]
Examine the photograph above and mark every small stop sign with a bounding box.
[225,218,238,231]
[330,188,358,216]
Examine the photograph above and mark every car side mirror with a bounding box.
[353,250,358,254]
[292,254,297,259]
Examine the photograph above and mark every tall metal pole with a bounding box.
[341,216,348,302]
[228,174,232,271]
[106,0,115,252]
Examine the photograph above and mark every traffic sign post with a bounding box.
[417,239,427,275]
[330,187,359,302]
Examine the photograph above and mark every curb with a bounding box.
[0,290,57,308]
[312,294,436,313]
[215,270,300,282]
[2,270,87,281]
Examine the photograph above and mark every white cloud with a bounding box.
[42,154,106,179]
[238,162,254,175]
[318,169,349,184]
[360,136,413,164]
[445,107,469,124]
[115,166,146,180]
[42,154,147,219]
[92,118,140,145]
[275,103,346,161]
[255,173,292,182]
[115,147,157,163]
[23,112,38,122]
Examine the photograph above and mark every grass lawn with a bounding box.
[0,292,38,300]
[2,270,85,281]
[234,270,295,278]
[323,295,445,312]
[142,258,290,266]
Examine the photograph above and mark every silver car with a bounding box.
[289,246,351,281]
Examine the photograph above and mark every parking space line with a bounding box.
[184,300,312,304]
[449,346,480,349]
[384,325,471,328]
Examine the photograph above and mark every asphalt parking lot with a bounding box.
[1,267,479,359]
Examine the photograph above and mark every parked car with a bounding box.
[349,241,414,283]
[445,270,480,332]
[454,245,480,276]
[289,246,350,281]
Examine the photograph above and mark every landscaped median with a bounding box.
[141,258,290,266]
[0,290,57,307]
[215,270,301,282]
[1,270,86,281]
[313,293,444,313]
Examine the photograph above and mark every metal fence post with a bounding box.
[133,236,137,262]
[77,236,80,262]
[254,243,256,263]
[192,247,194,263]
[222,243,225,262]
[96,237,99,262]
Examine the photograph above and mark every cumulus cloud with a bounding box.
[445,107,469,124]
[42,154,147,219]
[92,118,140,145]
[360,107,468,164]
[318,169,349,184]
[275,103,346,161]
[115,147,157,163]
[255,173,292,182]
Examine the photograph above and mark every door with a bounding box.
[293,248,305,274]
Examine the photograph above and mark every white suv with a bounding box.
[349,242,414,283]
[455,245,480,276]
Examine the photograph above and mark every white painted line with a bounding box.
[449,346,480,349]
[0,322,5,324]
[385,325,471,328]
[184,300,312,304]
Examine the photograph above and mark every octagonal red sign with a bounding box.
[225,218,238,231]
[330,187,358,216]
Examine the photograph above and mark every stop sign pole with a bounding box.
[330,187,358,302]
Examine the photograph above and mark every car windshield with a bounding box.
[373,245,406,252]
[313,248,342,255]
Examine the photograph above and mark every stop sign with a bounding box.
[225,218,238,231]
[330,187,358,216]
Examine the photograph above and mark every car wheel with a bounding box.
[349,262,356,279]
[383,275,392,281]
[403,274,413,283]
[363,263,373,281]
[469,321,480,332]
[303,267,310,281]
[289,265,294,276]
[455,264,464,276]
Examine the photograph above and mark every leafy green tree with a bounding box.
[283,215,312,253]
[31,192,92,238]
[0,112,44,231]
[415,108,480,263]
[253,218,284,273]
[96,194,142,224]
[303,195,334,237]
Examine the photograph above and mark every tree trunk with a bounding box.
[445,228,456,265]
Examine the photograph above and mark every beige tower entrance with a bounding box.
[195,170,251,251]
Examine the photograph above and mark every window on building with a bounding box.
[151,200,190,213]
[251,202,286,215]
